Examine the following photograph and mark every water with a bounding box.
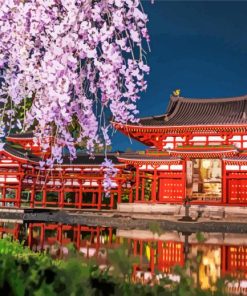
[1,221,247,294]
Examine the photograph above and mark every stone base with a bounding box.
[117,203,247,218]
[116,229,247,245]
[118,203,182,215]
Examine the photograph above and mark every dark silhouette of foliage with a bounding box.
[0,237,231,296]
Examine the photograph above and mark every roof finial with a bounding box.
[172,89,181,97]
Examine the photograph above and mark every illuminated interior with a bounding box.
[187,159,222,201]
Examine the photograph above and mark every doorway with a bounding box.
[186,159,222,202]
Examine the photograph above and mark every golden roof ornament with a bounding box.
[173,89,181,97]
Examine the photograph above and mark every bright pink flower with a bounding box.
[0,0,150,166]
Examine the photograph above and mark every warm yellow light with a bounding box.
[202,257,209,265]
[202,159,211,169]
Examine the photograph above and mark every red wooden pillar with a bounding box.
[226,133,230,145]
[133,240,137,256]
[17,164,22,208]
[117,169,122,204]
[135,166,140,202]
[17,174,22,208]
[13,224,20,240]
[109,227,113,243]
[60,186,64,208]
[141,177,145,202]
[222,160,227,204]
[98,181,102,210]
[79,180,83,209]
[2,187,5,207]
[117,180,122,204]
[110,193,114,209]
[30,166,35,208]
[57,224,62,244]
[182,160,187,199]
[152,166,157,202]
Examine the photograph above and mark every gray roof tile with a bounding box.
[138,95,247,126]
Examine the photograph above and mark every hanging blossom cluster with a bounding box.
[0,0,150,191]
[102,157,118,196]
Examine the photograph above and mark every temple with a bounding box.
[114,94,247,206]
[0,135,129,209]
[1,94,247,208]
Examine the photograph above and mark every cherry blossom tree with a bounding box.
[0,0,150,192]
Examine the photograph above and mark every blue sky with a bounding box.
[111,1,247,151]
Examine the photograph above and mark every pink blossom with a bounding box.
[0,0,150,165]
[102,158,118,196]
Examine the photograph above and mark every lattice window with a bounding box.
[227,246,247,278]
[159,179,184,201]
[228,179,247,203]
[157,241,184,273]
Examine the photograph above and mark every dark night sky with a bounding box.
[111,1,247,151]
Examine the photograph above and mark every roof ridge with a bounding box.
[3,143,41,163]
[7,132,34,138]
[135,94,247,123]
[172,94,247,103]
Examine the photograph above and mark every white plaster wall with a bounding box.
[208,136,224,141]
[190,136,206,141]
[226,165,239,171]
[157,165,169,170]
[229,135,241,141]
[0,177,18,183]
[170,165,183,171]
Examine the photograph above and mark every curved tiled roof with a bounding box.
[3,143,41,162]
[7,132,34,139]
[224,155,247,161]
[224,155,247,165]
[2,143,123,166]
[118,153,178,160]
[117,152,181,164]
[138,94,247,126]
[168,148,239,159]
[61,153,123,166]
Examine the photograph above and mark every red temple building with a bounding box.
[115,94,247,206]
[1,94,247,209]
[0,134,129,209]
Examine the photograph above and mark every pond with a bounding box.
[1,221,247,294]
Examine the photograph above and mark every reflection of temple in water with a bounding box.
[1,222,247,294]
